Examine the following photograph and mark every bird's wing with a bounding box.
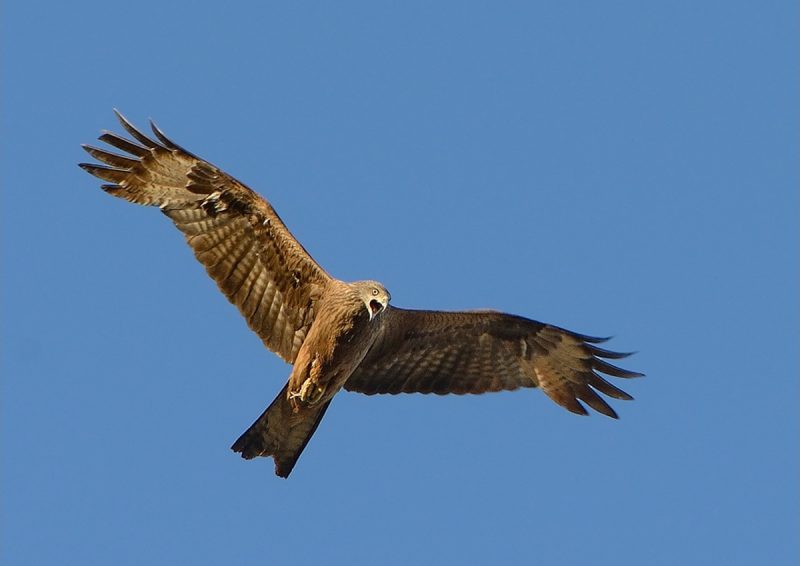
[80,111,332,363]
[345,307,642,418]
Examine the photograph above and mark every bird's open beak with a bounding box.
[368,299,386,320]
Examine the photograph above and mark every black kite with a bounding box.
[80,111,642,478]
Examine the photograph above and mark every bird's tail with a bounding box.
[231,383,332,478]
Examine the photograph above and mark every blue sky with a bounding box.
[3,2,798,564]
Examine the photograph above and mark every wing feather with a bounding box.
[80,111,331,363]
[98,131,150,157]
[82,145,141,169]
[345,308,642,418]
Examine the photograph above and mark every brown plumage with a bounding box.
[80,111,643,478]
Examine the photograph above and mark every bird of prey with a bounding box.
[80,111,642,478]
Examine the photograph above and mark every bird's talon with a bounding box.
[290,379,325,406]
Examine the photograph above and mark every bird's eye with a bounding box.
[372,288,379,296]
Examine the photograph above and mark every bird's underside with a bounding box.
[80,111,643,478]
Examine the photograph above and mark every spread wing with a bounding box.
[345,307,643,418]
[80,111,332,363]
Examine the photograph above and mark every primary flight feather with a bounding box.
[80,111,642,478]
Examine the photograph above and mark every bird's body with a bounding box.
[287,280,390,408]
[80,111,642,478]
[232,280,389,476]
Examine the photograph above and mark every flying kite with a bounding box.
[80,111,642,478]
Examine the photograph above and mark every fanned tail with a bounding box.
[231,383,332,478]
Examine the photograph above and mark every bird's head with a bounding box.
[353,280,391,320]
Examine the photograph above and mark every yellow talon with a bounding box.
[291,379,325,406]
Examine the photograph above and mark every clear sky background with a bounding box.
[3,2,798,565]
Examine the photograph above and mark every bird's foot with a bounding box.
[289,379,325,408]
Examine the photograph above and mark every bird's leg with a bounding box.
[287,354,327,412]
